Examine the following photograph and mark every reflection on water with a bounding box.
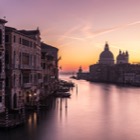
[1,74,140,140]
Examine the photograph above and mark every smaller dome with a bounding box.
[117,54,125,60]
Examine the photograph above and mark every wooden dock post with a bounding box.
[5,109,9,128]
[22,105,25,122]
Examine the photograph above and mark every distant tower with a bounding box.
[0,18,7,113]
[125,51,129,63]
[78,66,83,73]
[77,66,83,79]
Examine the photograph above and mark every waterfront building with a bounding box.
[41,42,59,97]
[0,19,7,113]
[77,66,89,80]
[77,42,140,86]
[5,26,43,110]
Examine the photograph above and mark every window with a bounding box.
[22,53,30,65]
[22,39,30,46]
[0,60,2,73]
[5,35,9,43]
[30,41,32,47]
[41,52,46,59]
[42,63,45,69]
[0,29,2,45]
[38,73,42,79]
[5,77,9,87]
[13,35,16,43]
[5,51,9,64]
[23,74,30,83]
[0,81,2,90]
[19,37,22,44]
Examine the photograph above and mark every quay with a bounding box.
[0,109,25,129]
[0,80,74,129]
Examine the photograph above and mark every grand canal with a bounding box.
[1,74,140,140]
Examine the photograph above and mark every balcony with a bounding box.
[23,83,32,88]
[0,91,2,96]
[38,79,43,83]
[0,103,5,113]
[20,64,34,70]
[0,45,4,50]
[0,73,5,79]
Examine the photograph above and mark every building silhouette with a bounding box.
[77,42,140,86]
[116,50,129,64]
[99,42,114,65]
[41,43,59,98]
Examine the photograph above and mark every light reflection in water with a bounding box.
[1,75,140,140]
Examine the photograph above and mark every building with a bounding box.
[0,18,60,115]
[116,50,129,64]
[88,43,140,85]
[0,19,7,113]
[77,66,89,80]
[41,42,59,97]
[5,26,43,110]
[77,42,140,86]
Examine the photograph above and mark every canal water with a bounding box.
[1,74,140,140]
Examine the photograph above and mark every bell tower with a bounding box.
[0,18,7,113]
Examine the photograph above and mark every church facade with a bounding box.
[98,42,129,65]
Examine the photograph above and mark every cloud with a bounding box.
[57,20,140,40]
[60,35,84,41]
[41,20,140,48]
[86,20,140,38]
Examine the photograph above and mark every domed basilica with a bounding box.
[99,42,129,65]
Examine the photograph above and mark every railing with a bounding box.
[38,79,43,83]
[0,73,5,79]
[0,45,4,50]
[23,83,32,88]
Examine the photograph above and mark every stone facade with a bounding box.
[0,19,7,113]
[5,27,42,110]
[41,43,59,97]
[0,18,59,112]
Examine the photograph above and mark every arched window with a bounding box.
[5,51,9,64]
[0,60,2,73]
[0,29,2,45]
[13,74,16,87]
[13,93,17,108]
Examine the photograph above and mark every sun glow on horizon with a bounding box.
[1,0,140,72]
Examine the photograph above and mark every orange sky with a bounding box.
[1,0,140,72]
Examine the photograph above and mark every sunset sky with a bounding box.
[1,0,140,72]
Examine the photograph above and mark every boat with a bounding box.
[54,92,71,98]
[58,86,70,92]
[59,80,75,87]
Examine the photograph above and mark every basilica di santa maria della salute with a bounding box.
[99,42,129,65]
[77,43,140,86]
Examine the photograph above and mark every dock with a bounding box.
[0,109,25,129]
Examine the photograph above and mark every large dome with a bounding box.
[99,43,114,65]
[100,50,114,59]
